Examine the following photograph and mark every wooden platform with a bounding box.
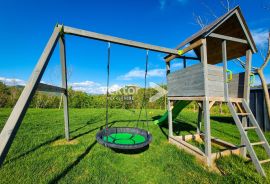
[168,96,243,102]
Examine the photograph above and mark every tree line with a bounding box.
[0,82,168,109]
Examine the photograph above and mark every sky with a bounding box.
[0,0,269,94]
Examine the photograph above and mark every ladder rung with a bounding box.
[244,126,257,130]
[237,113,250,116]
[251,141,265,146]
[259,159,270,164]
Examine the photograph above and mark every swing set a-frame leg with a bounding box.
[0,25,66,166]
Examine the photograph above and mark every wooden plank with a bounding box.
[209,33,248,44]
[179,134,201,141]
[0,26,61,166]
[211,148,241,161]
[37,83,66,93]
[169,136,205,156]
[63,26,179,55]
[59,35,70,141]
[165,39,203,62]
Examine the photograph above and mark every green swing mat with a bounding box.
[96,127,152,150]
[103,132,146,145]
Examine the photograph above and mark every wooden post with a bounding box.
[222,40,229,101]
[197,102,202,134]
[59,35,70,141]
[166,62,173,137]
[201,39,212,166]
[0,26,61,166]
[168,100,173,137]
[241,49,252,157]
[183,57,187,68]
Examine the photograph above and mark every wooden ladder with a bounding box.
[227,99,270,177]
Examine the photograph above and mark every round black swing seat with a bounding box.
[96,127,152,150]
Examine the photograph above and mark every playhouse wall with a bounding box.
[167,63,224,97]
[207,64,224,97]
[228,72,245,98]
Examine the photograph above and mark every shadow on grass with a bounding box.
[48,140,98,184]
[112,145,149,154]
[152,115,162,120]
[158,120,197,137]
[211,116,234,124]
[5,119,107,165]
[70,120,117,140]
[4,135,62,166]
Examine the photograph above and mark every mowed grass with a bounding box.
[0,108,270,184]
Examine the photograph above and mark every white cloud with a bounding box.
[251,29,269,48]
[118,67,166,80]
[0,77,26,86]
[71,80,100,87]
[171,62,183,68]
[69,81,122,94]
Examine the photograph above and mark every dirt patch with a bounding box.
[51,139,79,146]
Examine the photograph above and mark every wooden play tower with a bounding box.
[165,6,270,176]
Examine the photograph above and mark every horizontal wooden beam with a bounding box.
[168,96,243,102]
[176,56,200,61]
[165,39,203,62]
[209,33,248,44]
[63,25,179,55]
[37,83,66,93]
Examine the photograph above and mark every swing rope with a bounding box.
[136,50,149,130]
[105,42,111,131]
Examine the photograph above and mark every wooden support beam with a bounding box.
[209,33,248,44]
[168,96,242,102]
[0,26,61,166]
[178,56,200,61]
[169,136,206,156]
[59,35,70,141]
[183,57,187,68]
[235,102,244,113]
[200,39,212,166]
[209,101,216,110]
[168,100,173,137]
[197,103,202,134]
[241,49,252,157]
[63,25,179,55]
[165,39,203,62]
[222,40,229,101]
[37,83,66,93]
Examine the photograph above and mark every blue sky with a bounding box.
[0,0,269,93]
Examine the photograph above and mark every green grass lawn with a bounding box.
[0,108,270,184]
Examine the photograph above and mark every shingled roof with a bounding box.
[170,6,257,64]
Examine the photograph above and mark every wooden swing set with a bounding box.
[0,5,269,177]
